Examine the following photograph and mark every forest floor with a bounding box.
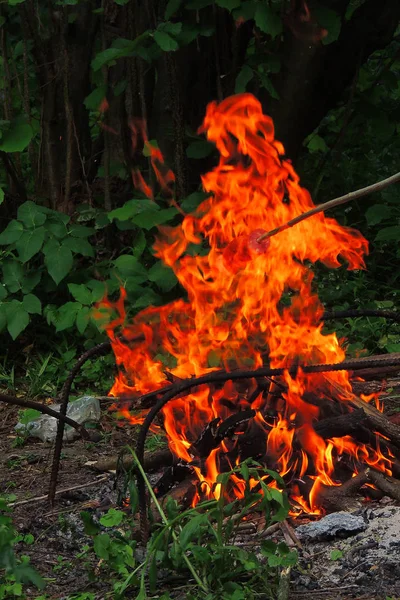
[1,390,400,599]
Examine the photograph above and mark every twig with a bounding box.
[277,565,291,600]
[10,475,110,508]
[257,172,400,243]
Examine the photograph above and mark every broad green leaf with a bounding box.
[0,122,33,153]
[186,140,215,159]
[46,220,68,238]
[76,306,90,334]
[22,294,41,315]
[44,241,74,284]
[0,307,7,332]
[313,7,341,45]
[0,220,24,244]
[92,47,125,71]
[375,226,400,242]
[68,283,92,305]
[131,207,178,230]
[84,86,107,111]
[165,0,182,20]
[55,302,82,332]
[154,30,179,52]
[179,514,207,550]
[16,226,46,263]
[93,533,111,559]
[365,204,393,226]
[216,0,240,10]
[158,21,183,36]
[254,4,282,39]
[0,284,7,300]
[181,191,209,213]
[17,201,47,228]
[235,65,253,93]
[87,279,106,302]
[8,0,27,5]
[21,271,41,294]
[132,229,147,258]
[69,224,95,238]
[369,112,395,141]
[5,301,30,339]
[99,508,125,527]
[133,289,161,309]
[148,261,178,292]
[80,511,100,535]
[108,198,158,221]
[0,188,4,205]
[306,134,329,154]
[2,260,25,292]
[18,408,41,424]
[63,236,94,257]
[330,549,344,561]
[114,255,148,280]
[143,139,159,157]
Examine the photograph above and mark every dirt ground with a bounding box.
[1,385,400,600]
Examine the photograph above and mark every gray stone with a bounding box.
[295,512,367,541]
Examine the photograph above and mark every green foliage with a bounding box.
[77,454,295,599]
[0,496,45,597]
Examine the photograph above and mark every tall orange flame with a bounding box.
[98,94,390,511]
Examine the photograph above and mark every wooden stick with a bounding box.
[10,475,109,507]
[257,171,400,242]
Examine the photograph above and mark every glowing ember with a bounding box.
[96,93,392,512]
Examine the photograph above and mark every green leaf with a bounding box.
[375,226,400,242]
[87,279,106,302]
[99,509,125,527]
[68,283,92,305]
[46,220,69,238]
[93,533,111,559]
[254,4,282,38]
[63,237,94,257]
[69,224,95,238]
[44,241,74,284]
[16,226,46,263]
[55,302,82,332]
[84,86,107,111]
[0,220,24,244]
[2,260,25,292]
[17,201,47,228]
[114,255,148,280]
[0,121,33,153]
[22,294,41,315]
[313,7,341,45]
[92,47,125,71]
[80,511,100,536]
[365,204,393,226]
[21,271,41,294]
[132,230,147,258]
[154,30,179,51]
[5,301,30,339]
[132,207,178,230]
[186,140,215,159]
[216,0,240,10]
[158,21,183,36]
[330,549,343,561]
[19,408,41,424]
[0,188,4,205]
[0,284,7,300]
[165,0,182,20]
[108,198,158,222]
[232,1,256,22]
[148,261,178,292]
[76,306,90,334]
[306,134,329,154]
[235,65,253,93]
[179,514,207,549]
[8,0,27,5]
[181,191,209,213]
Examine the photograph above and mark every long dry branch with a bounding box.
[258,171,400,242]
